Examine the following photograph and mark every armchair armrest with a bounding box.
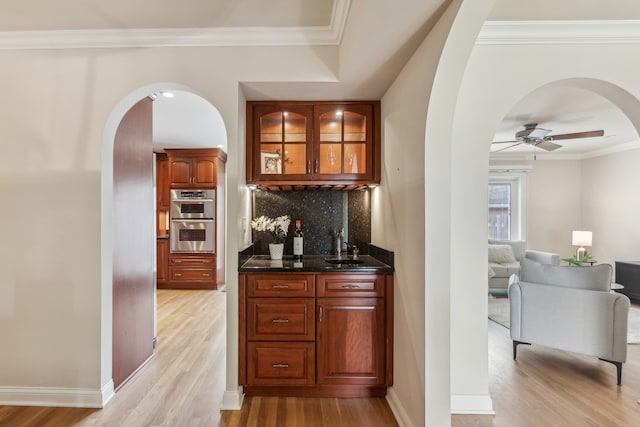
[525,250,560,265]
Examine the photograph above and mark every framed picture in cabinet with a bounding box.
[260,151,282,174]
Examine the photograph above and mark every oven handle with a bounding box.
[171,218,214,222]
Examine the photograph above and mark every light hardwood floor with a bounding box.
[453,318,640,427]
[0,289,398,427]
[4,289,639,426]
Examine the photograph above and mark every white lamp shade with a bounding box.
[572,230,592,247]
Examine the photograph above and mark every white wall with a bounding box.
[379,0,498,424]
[0,44,337,406]
[453,21,640,422]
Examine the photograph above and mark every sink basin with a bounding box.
[324,257,364,265]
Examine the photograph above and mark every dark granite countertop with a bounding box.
[239,254,394,273]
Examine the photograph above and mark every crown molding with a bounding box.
[478,20,640,45]
[0,0,350,50]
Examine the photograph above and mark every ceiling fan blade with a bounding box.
[535,140,562,151]
[547,130,604,141]
[491,142,522,153]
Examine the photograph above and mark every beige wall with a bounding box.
[516,149,640,272]
[0,44,336,405]
[526,160,582,254]
[491,151,640,272]
[583,148,640,272]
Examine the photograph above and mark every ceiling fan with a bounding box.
[491,123,605,155]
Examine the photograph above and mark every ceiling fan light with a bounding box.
[516,126,551,140]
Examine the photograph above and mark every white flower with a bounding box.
[250,215,291,244]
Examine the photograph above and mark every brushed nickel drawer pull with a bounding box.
[272,319,289,323]
[175,273,183,277]
[341,284,360,289]
[273,364,289,369]
[314,159,319,174]
[272,284,289,289]
[173,260,182,263]
[319,306,323,322]
[202,273,211,277]
[307,160,311,174]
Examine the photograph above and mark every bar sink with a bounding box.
[324,257,364,265]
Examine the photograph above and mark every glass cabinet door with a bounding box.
[254,105,312,179]
[315,104,372,178]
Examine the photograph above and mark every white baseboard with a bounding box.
[101,380,115,407]
[450,394,495,414]
[220,387,244,410]
[0,386,105,408]
[386,388,415,427]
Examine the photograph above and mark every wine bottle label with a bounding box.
[293,237,303,255]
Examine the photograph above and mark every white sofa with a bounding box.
[509,257,631,385]
[488,239,560,292]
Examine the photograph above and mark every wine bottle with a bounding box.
[293,219,304,261]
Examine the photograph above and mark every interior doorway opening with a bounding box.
[103,83,228,403]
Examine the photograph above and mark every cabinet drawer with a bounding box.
[247,274,315,297]
[247,298,315,341]
[170,256,215,266]
[247,342,315,385]
[170,267,215,281]
[317,274,385,297]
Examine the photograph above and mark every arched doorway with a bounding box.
[101,84,228,399]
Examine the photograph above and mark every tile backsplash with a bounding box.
[252,190,371,255]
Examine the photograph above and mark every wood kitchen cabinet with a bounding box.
[156,238,169,284]
[155,153,170,209]
[316,274,387,386]
[246,101,380,190]
[157,148,227,289]
[165,148,227,188]
[166,255,216,290]
[239,272,393,397]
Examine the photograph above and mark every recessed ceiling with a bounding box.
[491,86,639,158]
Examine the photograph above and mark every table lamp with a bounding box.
[572,230,592,260]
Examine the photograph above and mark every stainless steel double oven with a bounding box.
[170,189,215,253]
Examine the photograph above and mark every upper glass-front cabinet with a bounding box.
[253,105,312,179]
[247,101,379,188]
[315,104,372,178]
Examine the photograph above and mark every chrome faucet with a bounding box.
[336,228,344,257]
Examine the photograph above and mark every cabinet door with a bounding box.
[156,153,170,209]
[169,158,192,186]
[193,157,216,187]
[156,239,168,282]
[251,104,313,181]
[317,297,385,386]
[314,103,373,180]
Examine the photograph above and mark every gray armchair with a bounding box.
[509,258,630,385]
[488,239,560,292]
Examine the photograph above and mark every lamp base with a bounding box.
[576,247,587,260]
